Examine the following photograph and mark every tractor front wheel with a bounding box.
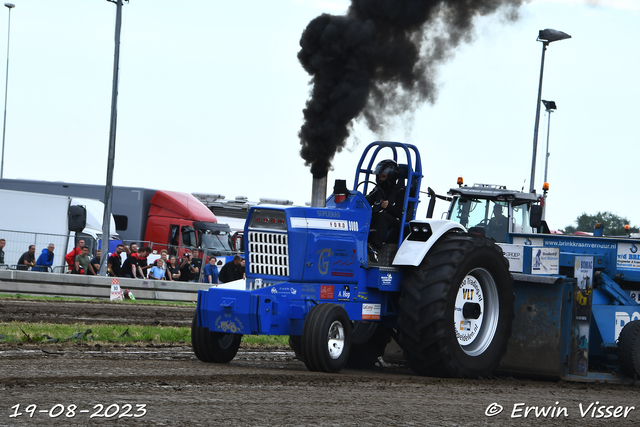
[301,304,352,373]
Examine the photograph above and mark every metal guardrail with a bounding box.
[0,269,214,302]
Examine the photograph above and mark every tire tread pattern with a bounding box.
[397,233,514,378]
[618,320,640,378]
[191,311,242,364]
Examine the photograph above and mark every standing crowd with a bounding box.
[0,237,244,284]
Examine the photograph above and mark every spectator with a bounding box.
[108,244,124,277]
[138,246,152,278]
[240,258,246,279]
[219,255,243,283]
[203,256,219,284]
[121,246,145,279]
[191,251,203,279]
[17,245,36,270]
[90,249,101,276]
[34,243,55,272]
[129,242,139,256]
[74,246,94,275]
[65,239,85,271]
[166,255,180,281]
[179,251,199,282]
[121,249,138,278]
[149,258,165,280]
[0,238,6,264]
[153,249,169,279]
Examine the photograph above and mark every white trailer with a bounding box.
[0,189,118,270]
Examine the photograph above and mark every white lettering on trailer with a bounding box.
[614,311,640,340]
[617,243,640,272]
[498,244,524,273]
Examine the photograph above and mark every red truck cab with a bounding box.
[144,191,234,259]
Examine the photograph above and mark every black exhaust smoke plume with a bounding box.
[298,0,523,178]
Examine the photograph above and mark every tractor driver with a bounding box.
[485,203,508,242]
[366,160,406,261]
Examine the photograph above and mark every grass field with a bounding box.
[0,293,193,307]
[0,293,290,347]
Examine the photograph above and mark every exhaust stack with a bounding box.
[311,175,327,207]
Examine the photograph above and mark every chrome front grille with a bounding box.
[248,231,289,277]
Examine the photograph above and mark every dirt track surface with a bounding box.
[1,343,639,426]
[0,299,194,327]
[2,299,640,426]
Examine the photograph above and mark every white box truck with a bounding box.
[0,189,119,271]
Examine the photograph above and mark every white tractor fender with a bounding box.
[392,220,467,267]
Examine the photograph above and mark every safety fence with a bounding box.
[0,229,243,296]
[0,229,73,270]
[0,269,214,302]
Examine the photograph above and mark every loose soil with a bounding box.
[0,299,194,327]
[1,299,639,426]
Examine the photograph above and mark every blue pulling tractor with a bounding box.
[193,141,640,381]
[193,141,514,377]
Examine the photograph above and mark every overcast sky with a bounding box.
[1,0,638,231]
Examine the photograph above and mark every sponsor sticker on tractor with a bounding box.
[362,303,381,320]
[453,275,484,345]
[320,285,334,300]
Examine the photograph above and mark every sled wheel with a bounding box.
[397,232,514,378]
[191,312,243,363]
[301,304,352,373]
[289,335,304,363]
[346,322,391,369]
[618,320,640,378]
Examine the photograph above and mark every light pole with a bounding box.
[99,0,127,276]
[528,28,570,194]
[0,2,14,179]
[541,99,556,220]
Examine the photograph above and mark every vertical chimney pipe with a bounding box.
[311,175,327,207]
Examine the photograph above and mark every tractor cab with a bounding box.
[446,181,542,243]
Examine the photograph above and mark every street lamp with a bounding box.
[541,99,556,220]
[99,0,127,276]
[528,28,571,194]
[0,2,14,179]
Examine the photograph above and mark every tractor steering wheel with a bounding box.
[475,218,490,227]
[356,181,386,200]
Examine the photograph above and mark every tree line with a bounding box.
[563,212,639,236]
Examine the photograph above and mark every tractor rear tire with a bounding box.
[346,323,391,369]
[397,233,514,378]
[618,320,640,378]
[191,312,242,364]
[301,304,352,373]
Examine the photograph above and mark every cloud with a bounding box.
[290,0,349,13]
[535,0,640,12]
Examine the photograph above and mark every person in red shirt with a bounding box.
[64,239,85,271]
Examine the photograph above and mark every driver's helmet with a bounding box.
[373,160,399,187]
